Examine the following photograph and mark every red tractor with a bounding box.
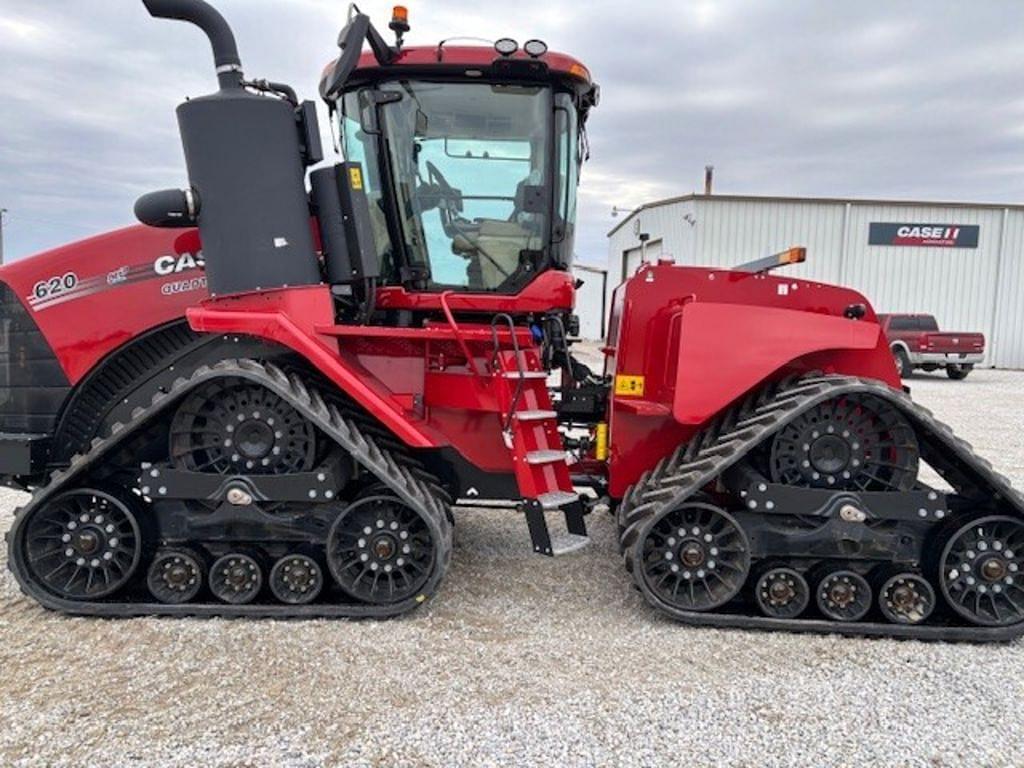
[4,0,1022,640]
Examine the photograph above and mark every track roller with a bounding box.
[878,573,935,625]
[816,570,872,622]
[269,554,323,605]
[210,553,263,604]
[147,549,205,604]
[754,567,810,619]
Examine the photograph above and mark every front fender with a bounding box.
[672,302,892,424]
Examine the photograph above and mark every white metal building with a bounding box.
[607,194,1024,368]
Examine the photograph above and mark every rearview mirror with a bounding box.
[322,14,370,100]
[321,11,397,101]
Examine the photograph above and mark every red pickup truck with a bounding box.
[878,313,985,380]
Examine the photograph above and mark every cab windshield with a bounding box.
[340,80,580,292]
[384,81,552,290]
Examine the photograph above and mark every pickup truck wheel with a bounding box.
[947,364,973,380]
[893,348,912,378]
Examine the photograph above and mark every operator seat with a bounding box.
[472,220,541,287]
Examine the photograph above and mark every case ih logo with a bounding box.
[869,223,979,249]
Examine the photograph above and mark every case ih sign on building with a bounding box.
[868,222,980,248]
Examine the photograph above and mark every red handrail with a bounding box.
[440,291,483,377]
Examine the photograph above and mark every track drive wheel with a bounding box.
[327,495,439,604]
[939,516,1024,627]
[769,393,919,492]
[20,489,141,601]
[637,501,751,612]
[170,381,316,475]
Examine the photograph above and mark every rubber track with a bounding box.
[618,374,1024,642]
[5,359,453,619]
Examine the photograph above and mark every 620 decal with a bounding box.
[31,272,79,302]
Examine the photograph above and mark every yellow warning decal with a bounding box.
[614,375,645,397]
[349,166,364,191]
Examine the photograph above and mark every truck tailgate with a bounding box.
[922,332,985,353]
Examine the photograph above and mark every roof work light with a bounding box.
[495,38,519,56]
[523,39,548,57]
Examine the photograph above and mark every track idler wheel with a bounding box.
[637,501,750,612]
[210,553,263,604]
[147,549,205,604]
[327,495,439,604]
[20,489,141,600]
[878,573,935,625]
[754,567,810,619]
[939,515,1024,627]
[816,569,872,622]
[269,554,323,605]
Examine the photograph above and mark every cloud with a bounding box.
[2,0,1023,270]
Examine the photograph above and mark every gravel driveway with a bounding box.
[1,368,1022,767]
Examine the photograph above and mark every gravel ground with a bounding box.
[2,368,1023,767]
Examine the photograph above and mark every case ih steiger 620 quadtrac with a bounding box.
[3,0,1023,641]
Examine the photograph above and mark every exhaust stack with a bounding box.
[142,0,244,89]
[138,0,321,297]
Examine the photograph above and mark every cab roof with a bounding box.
[361,45,590,81]
[320,44,596,101]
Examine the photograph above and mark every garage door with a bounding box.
[622,239,662,282]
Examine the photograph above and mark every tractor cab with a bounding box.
[319,9,599,304]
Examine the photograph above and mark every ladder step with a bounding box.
[550,533,590,556]
[514,410,557,422]
[525,450,567,465]
[536,490,580,509]
[502,370,548,380]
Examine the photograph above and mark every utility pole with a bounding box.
[0,208,6,265]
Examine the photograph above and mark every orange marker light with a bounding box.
[390,5,410,42]
[568,63,592,82]
[782,247,807,265]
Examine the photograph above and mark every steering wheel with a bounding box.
[425,162,512,283]
[425,161,465,233]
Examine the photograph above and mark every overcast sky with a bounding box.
[3,1,1024,267]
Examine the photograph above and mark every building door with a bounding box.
[622,239,662,282]
[571,265,608,341]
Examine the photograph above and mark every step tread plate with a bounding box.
[550,533,590,556]
[525,449,568,465]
